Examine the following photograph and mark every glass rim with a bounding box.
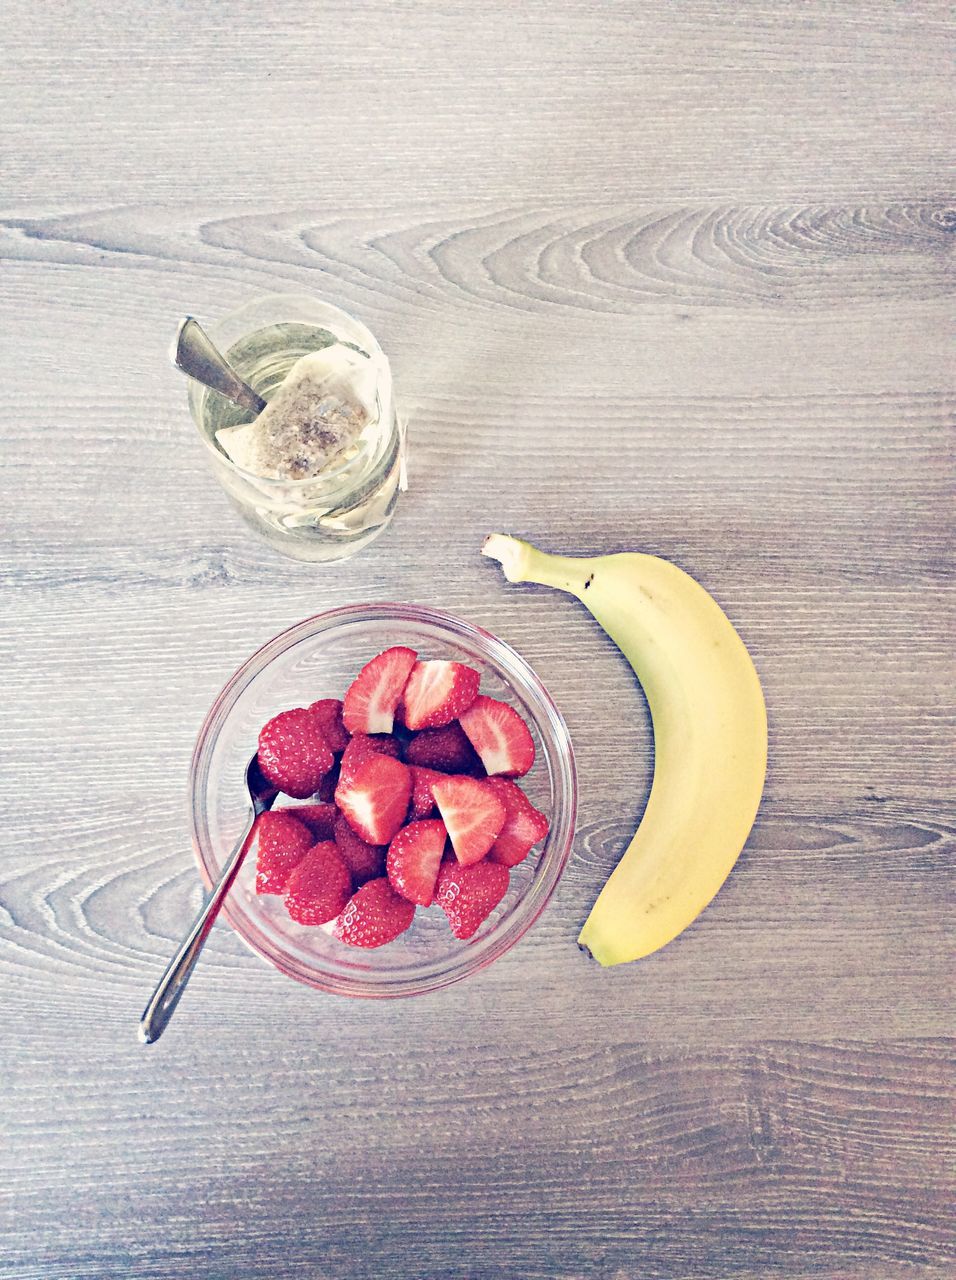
[189,603,578,998]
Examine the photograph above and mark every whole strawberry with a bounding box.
[435,858,510,939]
[255,810,314,895]
[339,733,403,782]
[316,763,340,802]
[258,707,334,799]
[285,841,353,925]
[334,813,387,885]
[308,698,350,753]
[386,819,447,906]
[484,779,550,866]
[407,765,448,820]
[333,877,416,948]
[279,802,337,841]
[403,723,483,774]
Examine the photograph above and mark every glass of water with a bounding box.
[187,294,405,564]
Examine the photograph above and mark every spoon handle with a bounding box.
[171,317,267,416]
[139,811,257,1044]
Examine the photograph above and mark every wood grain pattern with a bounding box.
[3,199,953,310]
[2,1039,954,1279]
[3,805,954,1035]
[2,0,953,204]
[1,0,953,1276]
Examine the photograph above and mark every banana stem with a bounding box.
[482,534,594,596]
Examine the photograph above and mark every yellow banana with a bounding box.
[482,535,767,966]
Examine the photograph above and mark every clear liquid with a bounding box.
[198,323,403,563]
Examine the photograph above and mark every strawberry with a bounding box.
[430,775,507,866]
[254,810,314,895]
[407,765,449,820]
[257,707,335,799]
[484,779,550,866]
[401,660,481,731]
[342,646,417,735]
[316,763,340,802]
[435,858,510,939]
[284,841,352,925]
[386,819,447,906]
[334,812,387,884]
[308,698,350,753]
[403,723,483,774]
[335,751,413,846]
[339,732,403,782]
[279,802,337,841]
[333,876,416,947]
[458,695,535,778]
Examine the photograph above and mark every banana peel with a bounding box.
[483,534,767,966]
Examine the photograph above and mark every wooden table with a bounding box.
[2,3,952,1276]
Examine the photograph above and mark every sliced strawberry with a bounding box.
[342,646,417,735]
[458,695,535,778]
[334,812,387,885]
[335,752,413,846]
[254,810,314,895]
[435,858,510,939]
[484,778,550,866]
[407,765,449,820]
[401,660,481,731]
[308,698,350,753]
[339,732,403,782]
[430,775,507,866]
[284,841,353,925]
[403,722,483,774]
[257,707,335,799]
[386,819,447,906]
[333,876,416,947]
[279,802,337,841]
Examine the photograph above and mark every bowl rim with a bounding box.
[189,602,577,997]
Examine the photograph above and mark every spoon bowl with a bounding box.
[171,316,267,415]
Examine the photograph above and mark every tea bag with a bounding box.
[216,345,376,481]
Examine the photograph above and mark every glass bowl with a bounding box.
[189,604,577,997]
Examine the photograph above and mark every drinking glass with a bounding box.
[187,294,406,564]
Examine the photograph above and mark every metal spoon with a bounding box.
[170,316,267,415]
[139,754,278,1044]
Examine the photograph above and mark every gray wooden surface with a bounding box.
[2,2,953,1277]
